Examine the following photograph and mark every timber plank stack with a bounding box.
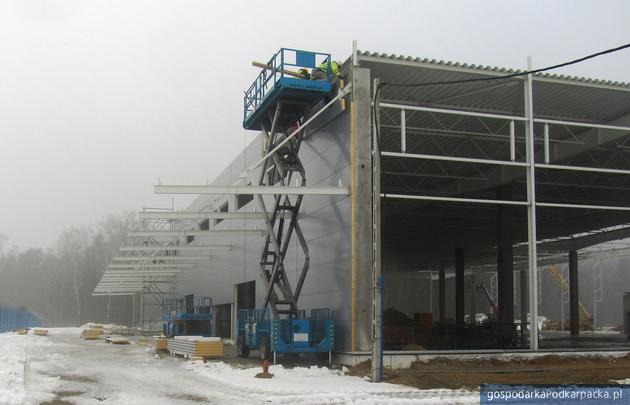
[152,336,168,351]
[167,336,223,359]
[82,328,103,339]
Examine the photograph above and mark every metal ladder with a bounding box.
[256,102,311,319]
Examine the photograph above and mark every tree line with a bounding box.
[0,212,136,327]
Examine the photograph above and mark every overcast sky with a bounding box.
[1,0,630,250]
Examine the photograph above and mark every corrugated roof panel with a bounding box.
[360,50,630,123]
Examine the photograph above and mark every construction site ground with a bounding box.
[347,351,630,390]
[4,327,630,404]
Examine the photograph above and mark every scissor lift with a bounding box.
[239,48,336,360]
[244,48,335,319]
[162,294,213,337]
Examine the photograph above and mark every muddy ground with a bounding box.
[348,354,630,390]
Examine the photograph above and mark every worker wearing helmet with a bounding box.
[311,60,341,81]
[297,68,311,80]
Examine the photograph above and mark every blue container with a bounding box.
[0,304,44,333]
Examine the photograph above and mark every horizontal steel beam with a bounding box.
[109,263,193,269]
[101,272,179,276]
[139,211,265,220]
[112,256,209,262]
[128,230,264,237]
[535,163,630,176]
[534,118,630,132]
[381,151,528,167]
[154,185,350,196]
[539,226,630,252]
[92,292,136,296]
[99,273,177,284]
[381,193,529,206]
[101,272,179,277]
[119,245,231,252]
[380,102,528,122]
[94,288,142,295]
[537,202,630,211]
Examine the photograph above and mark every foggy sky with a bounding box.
[1,0,630,249]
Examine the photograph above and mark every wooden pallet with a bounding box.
[167,336,223,359]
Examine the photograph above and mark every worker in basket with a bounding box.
[311,59,341,81]
[297,68,311,80]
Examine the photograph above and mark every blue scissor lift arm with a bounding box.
[239,49,336,362]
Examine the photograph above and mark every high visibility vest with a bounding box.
[317,61,340,78]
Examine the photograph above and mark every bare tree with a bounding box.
[57,226,93,325]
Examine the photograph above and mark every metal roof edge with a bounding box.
[357,50,630,91]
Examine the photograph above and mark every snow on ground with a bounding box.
[185,361,476,404]
[0,328,477,404]
[0,331,60,404]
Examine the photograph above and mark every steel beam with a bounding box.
[92,292,135,296]
[154,185,350,196]
[128,230,264,238]
[537,202,630,211]
[538,226,630,252]
[112,256,209,262]
[119,245,231,252]
[381,193,528,206]
[381,151,529,167]
[138,211,265,220]
[535,118,630,133]
[380,102,528,122]
[109,263,193,269]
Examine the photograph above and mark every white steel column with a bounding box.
[524,67,539,351]
[400,109,406,153]
[372,78,383,383]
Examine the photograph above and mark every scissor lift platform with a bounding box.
[243,48,333,131]
[162,295,213,337]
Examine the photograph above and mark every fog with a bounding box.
[1,0,630,249]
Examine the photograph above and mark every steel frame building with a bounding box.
[95,44,630,362]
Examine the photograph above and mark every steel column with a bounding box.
[371,78,383,383]
[569,250,579,336]
[524,69,539,350]
[455,248,465,328]
[497,185,515,344]
[439,266,446,322]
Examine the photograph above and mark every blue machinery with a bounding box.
[239,48,337,362]
[162,295,212,337]
[238,308,334,364]
[0,305,44,333]
[243,48,334,131]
